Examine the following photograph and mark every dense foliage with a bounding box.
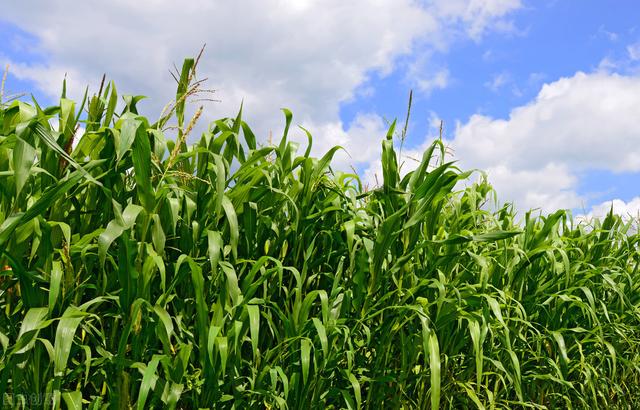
[1,58,639,409]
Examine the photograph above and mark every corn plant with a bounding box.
[0,57,639,409]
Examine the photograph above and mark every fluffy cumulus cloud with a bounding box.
[0,0,521,165]
[442,71,640,213]
[579,197,640,220]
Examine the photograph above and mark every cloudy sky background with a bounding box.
[1,0,640,218]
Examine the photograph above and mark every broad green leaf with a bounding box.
[247,304,260,360]
[347,371,361,409]
[98,204,143,268]
[428,329,441,410]
[130,119,154,210]
[221,195,238,259]
[207,230,222,273]
[301,338,311,385]
[13,137,36,197]
[137,356,161,410]
[54,306,88,377]
[312,318,328,359]
[14,307,49,355]
[49,261,63,314]
[61,391,82,410]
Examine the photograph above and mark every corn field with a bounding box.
[0,58,639,409]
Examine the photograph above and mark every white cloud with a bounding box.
[527,72,546,85]
[485,72,510,92]
[595,25,619,42]
[0,61,89,99]
[415,68,451,94]
[627,42,640,61]
[479,163,581,212]
[482,49,495,62]
[597,56,621,73]
[432,71,640,212]
[404,51,452,95]
[2,1,431,127]
[430,0,523,40]
[304,113,390,172]
[1,0,522,168]
[577,197,640,223]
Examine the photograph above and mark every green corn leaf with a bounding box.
[61,391,82,410]
[312,318,328,359]
[137,356,161,410]
[130,120,154,210]
[0,167,87,247]
[13,137,36,197]
[221,195,238,259]
[247,304,260,360]
[301,338,311,385]
[346,371,362,409]
[98,204,144,268]
[49,261,63,314]
[428,329,441,410]
[207,230,222,273]
[13,307,49,355]
[54,306,88,377]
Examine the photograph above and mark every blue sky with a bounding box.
[342,1,639,124]
[2,0,640,217]
[339,0,640,211]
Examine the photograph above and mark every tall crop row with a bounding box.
[0,58,639,409]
